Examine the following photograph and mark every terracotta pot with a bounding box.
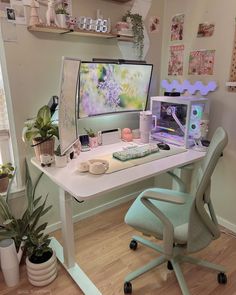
[26,250,57,287]
[32,137,55,161]
[0,175,9,193]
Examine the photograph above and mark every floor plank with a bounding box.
[0,201,236,295]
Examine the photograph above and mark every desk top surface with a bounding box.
[31,141,205,201]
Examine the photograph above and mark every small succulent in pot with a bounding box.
[84,127,96,138]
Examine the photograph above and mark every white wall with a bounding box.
[161,0,236,230]
[1,0,165,228]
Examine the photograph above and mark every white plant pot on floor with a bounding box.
[26,250,57,286]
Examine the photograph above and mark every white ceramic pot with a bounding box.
[26,250,57,287]
[54,154,67,168]
[56,14,67,28]
[0,239,20,287]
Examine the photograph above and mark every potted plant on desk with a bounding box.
[23,105,58,162]
[0,163,14,194]
[84,128,98,148]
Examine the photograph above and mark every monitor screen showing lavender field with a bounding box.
[78,62,153,118]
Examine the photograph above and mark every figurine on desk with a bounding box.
[121,128,133,142]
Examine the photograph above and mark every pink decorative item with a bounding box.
[121,128,133,142]
[68,17,77,30]
[89,137,98,148]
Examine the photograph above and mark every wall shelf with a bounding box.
[28,25,117,39]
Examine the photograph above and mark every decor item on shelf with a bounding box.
[25,232,57,287]
[28,0,41,26]
[55,3,68,28]
[23,105,58,161]
[122,10,144,60]
[54,144,67,168]
[0,238,25,287]
[0,163,14,194]
[46,0,60,27]
[84,128,98,148]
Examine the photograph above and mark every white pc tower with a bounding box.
[150,96,208,148]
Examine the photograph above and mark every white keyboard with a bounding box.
[112,144,159,161]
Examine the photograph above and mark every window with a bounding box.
[0,66,12,165]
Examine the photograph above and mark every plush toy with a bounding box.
[68,17,76,30]
[121,128,133,142]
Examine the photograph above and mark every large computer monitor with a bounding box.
[58,57,81,155]
[78,61,153,118]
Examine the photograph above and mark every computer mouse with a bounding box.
[157,143,170,150]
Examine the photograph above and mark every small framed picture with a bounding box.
[6,7,15,22]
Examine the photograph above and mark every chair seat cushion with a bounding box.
[125,188,194,244]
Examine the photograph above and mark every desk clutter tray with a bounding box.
[112,144,159,161]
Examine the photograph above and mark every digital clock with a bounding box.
[77,17,108,33]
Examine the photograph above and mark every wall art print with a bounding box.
[168,44,184,76]
[188,50,215,75]
[171,13,184,41]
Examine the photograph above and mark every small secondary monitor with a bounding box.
[58,56,81,155]
[78,61,153,118]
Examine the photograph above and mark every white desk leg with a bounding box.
[50,187,102,295]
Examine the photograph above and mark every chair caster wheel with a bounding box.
[217,272,227,284]
[167,260,173,270]
[124,281,132,294]
[129,240,138,250]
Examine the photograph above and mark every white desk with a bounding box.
[31,141,205,295]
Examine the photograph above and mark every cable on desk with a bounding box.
[74,198,84,203]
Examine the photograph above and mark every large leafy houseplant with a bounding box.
[24,105,58,142]
[23,105,59,161]
[122,10,144,60]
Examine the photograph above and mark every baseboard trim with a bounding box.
[217,216,236,234]
[46,190,139,234]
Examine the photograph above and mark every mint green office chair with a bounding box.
[124,127,228,295]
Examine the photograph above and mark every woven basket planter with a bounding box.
[32,137,55,161]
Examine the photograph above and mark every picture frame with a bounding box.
[58,56,81,155]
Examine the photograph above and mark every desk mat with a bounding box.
[92,146,187,174]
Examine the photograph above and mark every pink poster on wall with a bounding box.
[188,50,215,75]
[171,14,184,41]
[168,45,184,76]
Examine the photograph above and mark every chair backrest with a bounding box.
[187,127,228,253]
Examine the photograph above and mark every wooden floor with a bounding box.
[1,201,236,295]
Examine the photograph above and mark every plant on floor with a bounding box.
[122,10,144,60]
[0,161,52,251]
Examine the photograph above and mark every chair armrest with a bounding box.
[167,171,186,192]
[140,190,186,258]
[142,190,186,204]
